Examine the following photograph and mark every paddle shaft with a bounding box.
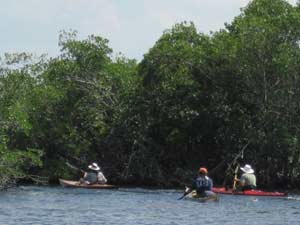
[178,192,189,200]
[178,187,192,200]
[233,164,239,190]
[65,162,86,174]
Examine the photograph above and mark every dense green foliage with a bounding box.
[1,0,300,189]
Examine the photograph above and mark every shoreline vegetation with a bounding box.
[1,0,300,191]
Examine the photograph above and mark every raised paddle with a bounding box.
[232,164,239,190]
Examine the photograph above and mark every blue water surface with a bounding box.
[0,186,299,225]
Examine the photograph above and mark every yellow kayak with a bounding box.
[185,190,219,202]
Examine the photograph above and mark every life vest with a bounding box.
[195,176,212,193]
[84,172,98,184]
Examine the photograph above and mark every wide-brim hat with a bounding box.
[88,163,100,171]
[240,164,254,174]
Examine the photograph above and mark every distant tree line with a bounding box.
[1,0,300,189]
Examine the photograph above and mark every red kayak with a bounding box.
[212,187,287,197]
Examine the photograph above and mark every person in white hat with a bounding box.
[234,164,256,191]
[81,163,107,185]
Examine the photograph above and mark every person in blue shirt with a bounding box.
[192,167,216,197]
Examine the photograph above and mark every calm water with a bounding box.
[0,186,299,225]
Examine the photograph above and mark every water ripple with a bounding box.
[0,186,299,225]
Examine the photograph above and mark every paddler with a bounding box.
[191,167,216,197]
[80,162,107,185]
[234,164,256,191]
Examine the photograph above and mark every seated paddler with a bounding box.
[234,164,256,191]
[191,167,216,197]
[80,162,107,185]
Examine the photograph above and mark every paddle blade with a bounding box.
[178,186,191,200]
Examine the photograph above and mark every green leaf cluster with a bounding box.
[1,0,300,188]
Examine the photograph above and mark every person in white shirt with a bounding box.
[81,162,107,184]
[234,164,256,191]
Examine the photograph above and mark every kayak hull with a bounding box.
[212,187,287,197]
[59,179,118,189]
[185,191,219,202]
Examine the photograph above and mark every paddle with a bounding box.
[232,164,239,190]
[178,186,192,200]
[65,162,86,174]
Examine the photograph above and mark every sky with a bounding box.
[0,0,298,61]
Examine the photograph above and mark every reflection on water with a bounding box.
[287,196,300,201]
[0,186,299,225]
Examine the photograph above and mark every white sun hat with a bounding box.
[240,164,254,174]
[88,163,100,171]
